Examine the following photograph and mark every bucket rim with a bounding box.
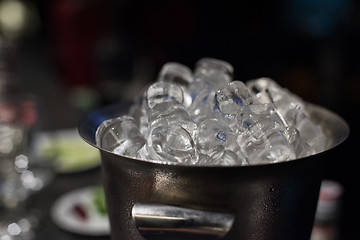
[78,102,349,169]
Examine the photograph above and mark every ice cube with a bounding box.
[136,144,151,160]
[147,125,198,164]
[295,115,327,154]
[236,103,288,132]
[148,101,189,124]
[197,118,241,154]
[157,62,193,108]
[145,100,199,164]
[198,145,247,166]
[187,89,216,123]
[146,82,184,109]
[148,102,198,141]
[239,117,296,164]
[286,127,311,158]
[186,58,234,123]
[187,58,233,100]
[129,96,149,138]
[214,81,254,117]
[157,62,193,85]
[96,116,146,157]
[194,58,234,82]
[246,77,282,103]
[246,77,305,126]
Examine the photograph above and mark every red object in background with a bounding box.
[0,99,37,128]
[20,100,37,128]
[48,0,108,89]
[72,203,88,221]
[0,102,17,123]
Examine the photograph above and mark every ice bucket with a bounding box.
[78,102,349,240]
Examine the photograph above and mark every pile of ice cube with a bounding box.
[95,58,327,166]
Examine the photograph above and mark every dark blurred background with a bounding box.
[0,0,358,239]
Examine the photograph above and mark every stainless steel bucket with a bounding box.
[78,102,349,240]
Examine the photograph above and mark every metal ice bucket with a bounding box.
[78,102,349,240]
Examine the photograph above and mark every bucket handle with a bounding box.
[132,202,235,239]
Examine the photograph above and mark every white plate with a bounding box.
[51,186,110,236]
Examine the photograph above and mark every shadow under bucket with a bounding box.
[78,102,349,240]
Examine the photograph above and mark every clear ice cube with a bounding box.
[157,62,193,86]
[148,102,189,124]
[239,117,296,164]
[187,58,233,100]
[157,62,193,108]
[295,115,327,154]
[147,125,198,164]
[194,58,234,82]
[246,77,282,103]
[145,100,199,163]
[148,102,198,141]
[286,127,311,158]
[197,118,241,154]
[146,82,184,109]
[187,89,216,123]
[129,95,149,138]
[136,144,151,160]
[235,103,287,132]
[246,77,305,126]
[186,58,234,123]
[214,81,254,117]
[95,115,146,157]
[198,145,247,166]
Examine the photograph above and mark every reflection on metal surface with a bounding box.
[132,202,234,239]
